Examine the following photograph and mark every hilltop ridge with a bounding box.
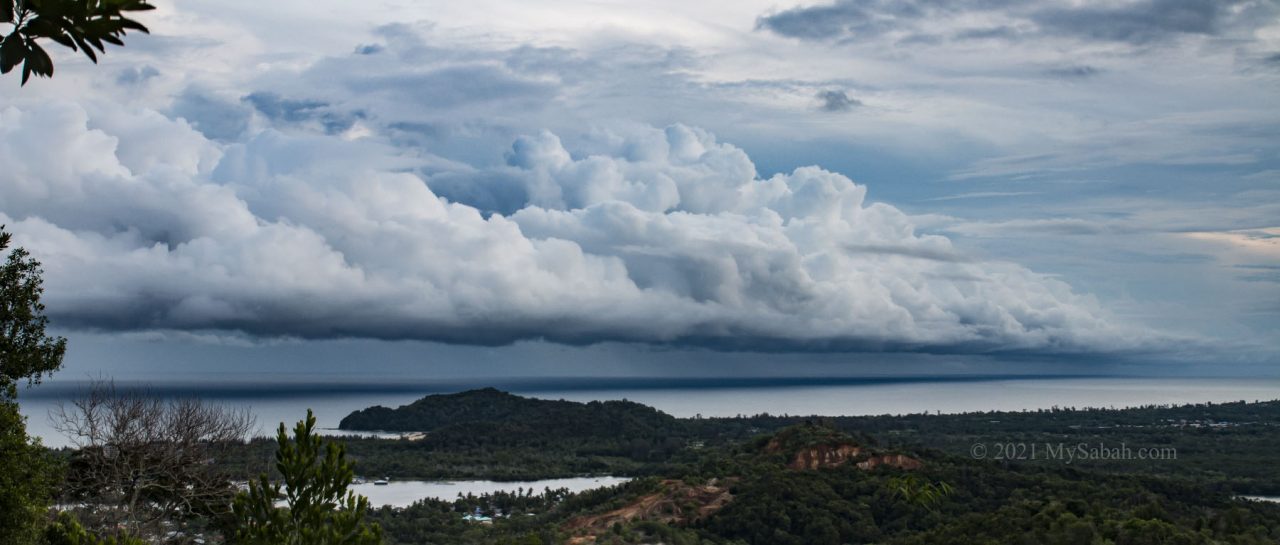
[339,388,681,440]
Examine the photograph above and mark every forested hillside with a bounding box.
[335,392,1280,494]
[357,417,1280,545]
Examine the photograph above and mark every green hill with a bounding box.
[339,387,682,444]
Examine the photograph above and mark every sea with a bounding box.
[17,375,1280,448]
[18,374,1280,508]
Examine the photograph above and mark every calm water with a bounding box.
[18,376,1280,448]
[350,477,631,508]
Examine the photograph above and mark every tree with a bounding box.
[43,512,145,545]
[52,380,256,542]
[886,473,953,512]
[1,226,66,396]
[0,226,65,544]
[233,410,382,545]
[0,396,61,545]
[1,0,154,85]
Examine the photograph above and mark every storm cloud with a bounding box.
[0,0,1272,363]
[0,101,1155,354]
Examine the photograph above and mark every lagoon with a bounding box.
[350,477,632,508]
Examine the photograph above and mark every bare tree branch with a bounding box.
[52,379,255,544]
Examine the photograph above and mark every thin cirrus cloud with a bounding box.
[0,100,1163,355]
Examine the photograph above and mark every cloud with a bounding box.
[842,243,974,263]
[117,11,1272,204]
[242,92,362,135]
[942,218,1135,237]
[1183,228,1280,258]
[947,110,1279,180]
[923,191,1038,202]
[169,87,253,142]
[756,0,1279,46]
[1243,169,1280,182]
[0,101,1162,355]
[1031,0,1221,44]
[116,65,161,86]
[345,64,558,109]
[1234,264,1280,283]
[755,1,894,42]
[816,89,861,112]
[1043,65,1101,79]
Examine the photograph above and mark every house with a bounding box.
[462,514,494,524]
[463,506,495,524]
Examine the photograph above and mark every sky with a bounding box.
[2,0,1278,381]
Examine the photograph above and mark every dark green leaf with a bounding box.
[28,41,52,77]
[48,31,76,50]
[3,0,156,82]
[71,34,97,62]
[0,35,26,74]
[24,18,62,39]
[35,0,69,18]
[119,19,149,33]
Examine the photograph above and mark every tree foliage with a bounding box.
[43,512,145,545]
[887,473,953,512]
[0,227,66,396]
[233,410,382,545]
[309,393,1280,545]
[0,226,64,545]
[0,398,60,545]
[0,0,153,85]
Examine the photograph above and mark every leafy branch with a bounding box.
[0,0,154,85]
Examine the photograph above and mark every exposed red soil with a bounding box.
[564,479,735,544]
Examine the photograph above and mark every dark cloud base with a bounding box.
[0,99,1167,360]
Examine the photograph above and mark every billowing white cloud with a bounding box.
[0,100,1158,354]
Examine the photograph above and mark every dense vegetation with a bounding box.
[341,388,691,462]
[2,227,70,544]
[342,388,678,434]
[234,410,381,545]
[324,390,1280,544]
[334,389,1280,495]
[349,416,1280,545]
[326,389,700,480]
[368,479,666,545]
[13,384,1280,544]
[812,400,1280,495]
[693,456,1280,545]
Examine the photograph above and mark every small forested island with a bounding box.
[220,389,1280,544]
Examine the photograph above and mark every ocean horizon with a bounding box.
[19,375,1280,448]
